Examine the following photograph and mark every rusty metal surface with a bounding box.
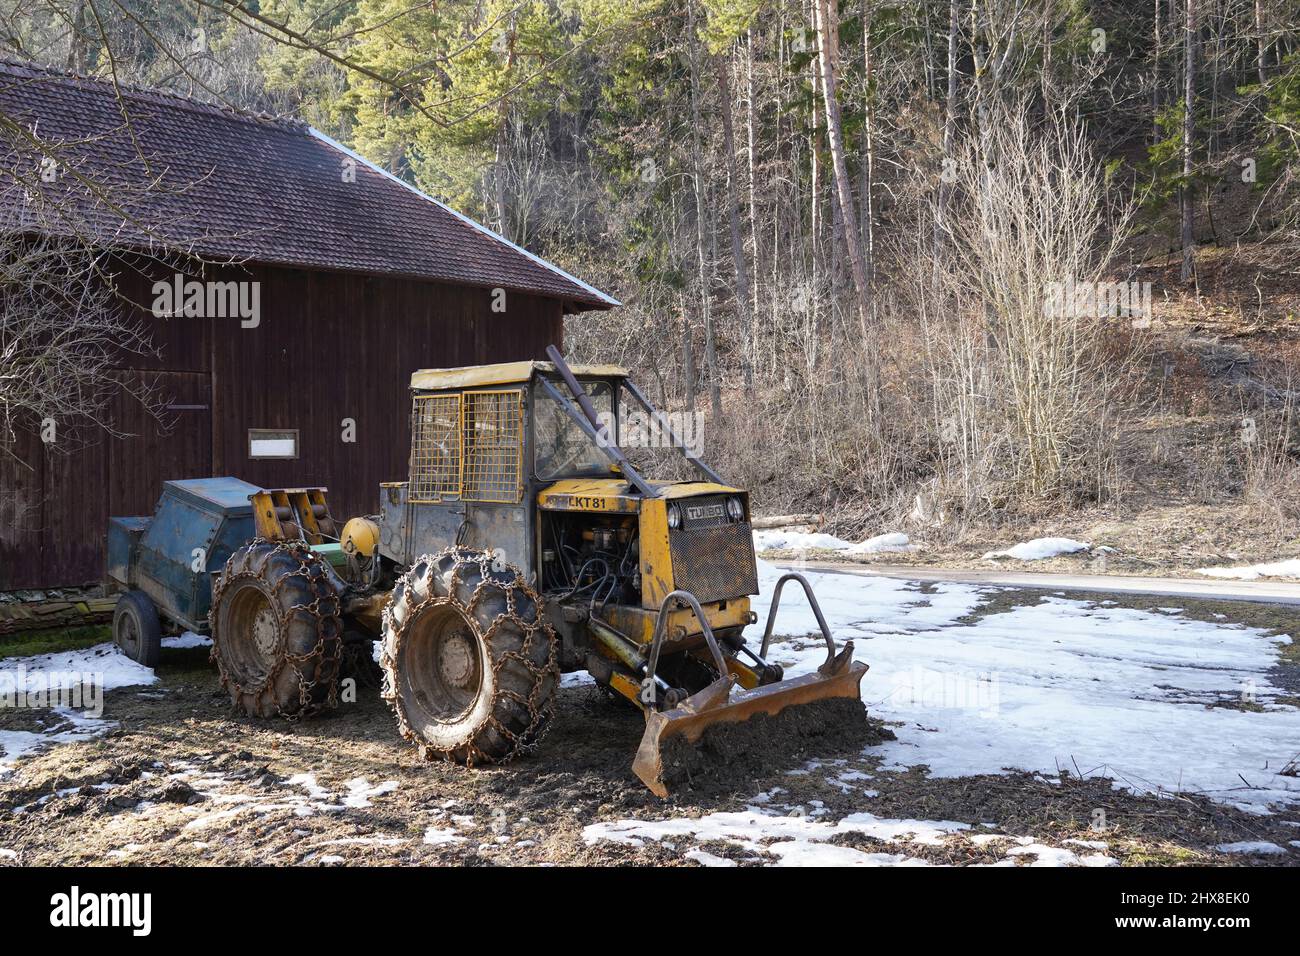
[632,657,870,797]
[631,571,866,798]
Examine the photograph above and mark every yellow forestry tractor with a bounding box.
[207,347,868,795]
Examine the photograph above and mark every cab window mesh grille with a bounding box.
[409,394,462,502]
[462,390,523,502]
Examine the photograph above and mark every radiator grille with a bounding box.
[669,519,759,604]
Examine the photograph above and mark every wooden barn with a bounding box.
[0,60,617,591]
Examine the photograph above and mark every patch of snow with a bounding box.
[753,530,914,555]
[851,533,915,555]
[0,708,118,776]
[184,807,246,831]
[0,642,157,774]
[1004,843,1116,867]
[685,849,736,867]
[423,826,466,846]
[1216,841,1287,855]
[982,537,1091,561]
[1063,838,1109,850]
[584,808,969,867]
[276,774,397,812]
[1196,558,1300,581]
[560,671,595,688]
[285,773,331,801]
[766,843,927,867]
[162,631,211,649]
[316,836,406,848]
[1,642,157,692]
[754,559,1300,813]
[341,778,398,809]
[0,848,16,860]
[753,530,859,552]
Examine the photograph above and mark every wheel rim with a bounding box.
[404,604,484,721]
[117,607,140,657]
[223,583,281,687]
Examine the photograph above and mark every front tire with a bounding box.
[211,540,343,718]
[381,548,557,765]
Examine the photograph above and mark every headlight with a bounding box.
[726,497,744,521]
[666,504,682,529]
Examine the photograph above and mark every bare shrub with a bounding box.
[1235,379,1300,530]
[897,99,1145,520]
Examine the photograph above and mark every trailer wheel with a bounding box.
[113,590,161,668]
[211,540,343,718]
[381,548,557,765]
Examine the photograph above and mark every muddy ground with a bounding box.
[2,622,1298,867]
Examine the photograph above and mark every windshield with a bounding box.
[534,379,616,479]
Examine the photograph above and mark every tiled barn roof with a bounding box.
[0,59,616,310]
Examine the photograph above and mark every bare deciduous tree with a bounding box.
[0,235,163,465]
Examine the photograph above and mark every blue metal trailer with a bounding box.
[105,477,261,664]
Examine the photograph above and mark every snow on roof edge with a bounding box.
[307,128,620,309]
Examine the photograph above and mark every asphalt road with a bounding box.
[779,561,1300,606]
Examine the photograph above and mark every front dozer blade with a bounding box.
[633,574,874,798]
[632,650,869,798]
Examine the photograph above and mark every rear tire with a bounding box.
[113,590,161,668]
[211,539,343,718]
[381,548,557,765]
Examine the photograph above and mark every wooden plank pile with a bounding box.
[0,596,118,636]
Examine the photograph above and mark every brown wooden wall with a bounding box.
[0,259,566,589]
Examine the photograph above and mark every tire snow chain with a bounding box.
[211,540,343,719]
[382,548,559,766]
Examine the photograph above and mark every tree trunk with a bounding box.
[68,3,89,74]
[936,0,959,246]
[813,0,871,334]
[1255,0,1268,87]
[716,53,754,389]
[682,297,696,410]
[808,0,822,365]
[745,28,761,378]
[859,0,875,282]
[1152,0,1162,143]
[1180,0,1196,284]
[492,18,518,239]
[687,0,721,419]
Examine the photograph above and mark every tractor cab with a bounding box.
[377,356,758,625]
